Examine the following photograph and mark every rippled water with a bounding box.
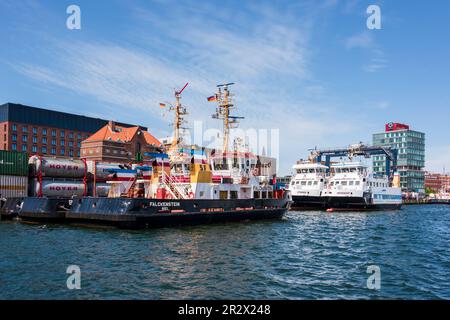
[0,205,449,299]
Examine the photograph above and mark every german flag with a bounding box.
[207,95,217,102]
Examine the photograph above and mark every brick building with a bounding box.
[80,121,162,162]
[425,172,450,193]
[0,103,144,158]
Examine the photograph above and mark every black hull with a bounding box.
[17,196,291,229]
[291,195,326,210]
[0,197,26,220]
[325,196,402,211]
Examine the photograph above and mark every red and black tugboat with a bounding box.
[14,83,291,228]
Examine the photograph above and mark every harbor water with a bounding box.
[0,205,448,299]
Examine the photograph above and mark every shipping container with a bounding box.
[29,156,86,178]
[0,175,28,198]
[30,178,86,198]
[0,151,28,176]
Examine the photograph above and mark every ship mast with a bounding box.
[211,83,244,153]
[168,82,189,155]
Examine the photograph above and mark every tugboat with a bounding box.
[322,161,402,211]
[287,160,328,209]
[16,83,291,228]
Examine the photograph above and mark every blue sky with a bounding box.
[1,0,449,174]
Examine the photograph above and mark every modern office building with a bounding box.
[0,103,145,158]
[372,122,425,192]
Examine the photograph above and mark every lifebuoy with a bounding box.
[188,192,195,199]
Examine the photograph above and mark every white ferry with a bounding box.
[322,162,402,211]
[287,161,328,209]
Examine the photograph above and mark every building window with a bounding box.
[77,133,82,139]
[51,147,56,155]
[22,126,28,133]
[32,136,37,144]
[22,135,27,142]
[77,150,80,157]
[32,145,37,153]
[21,145,27,152]
[12,134,17,142]
[60,140,65,146]
[60,148,65,156]
[42,128,47,136]
[69,141,73,147]
[12,143,17,151]
[42,137,47,144]
[52,139,56,146]
[77,141,81,148]
[69,149,74,157]
[42,146,47,154]
[12,124,17,131]
[32,127,37,134]
[60,130,65,138]
[69,132,74,139]
[52,129,56,137]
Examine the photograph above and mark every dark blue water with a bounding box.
[0,205,449,299]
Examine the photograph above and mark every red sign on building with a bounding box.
[385,122,410,132]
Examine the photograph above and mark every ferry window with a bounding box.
[261,191,267,199]
[313,181,318,185]
[309,169,314,173]
[330,182,334,186]
[301,169,308,173]
[268,192,273,198]
[341,181,348,186]
[301,181,307,186]
[296,181,300,185]
[253,191,260,199]
[230,191,238,199]
[349,181,354,186]
[335,181,340,185]
[307,181,312,186]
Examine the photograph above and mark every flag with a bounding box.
[207,95,217,102]
[159,103,166,108]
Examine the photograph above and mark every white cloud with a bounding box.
[346,32,374,49]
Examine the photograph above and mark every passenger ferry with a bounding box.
[322,162,402,211]
[287,161,328,209]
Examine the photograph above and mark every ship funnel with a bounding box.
[392,172,401,188]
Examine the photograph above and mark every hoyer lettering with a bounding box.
[48,164,80,170]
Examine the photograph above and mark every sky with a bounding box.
[1,0,449,175]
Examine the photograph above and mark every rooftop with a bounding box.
[0,103,147,132]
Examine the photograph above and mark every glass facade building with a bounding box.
[372,123,425,192]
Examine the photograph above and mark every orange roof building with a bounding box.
[80,121,162,163]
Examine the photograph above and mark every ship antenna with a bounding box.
[211,82,244,153]
[169,82,189,155]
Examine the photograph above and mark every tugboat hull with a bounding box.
[18,197,291,228]
[291,195,326,210]
[325,196,402,211]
